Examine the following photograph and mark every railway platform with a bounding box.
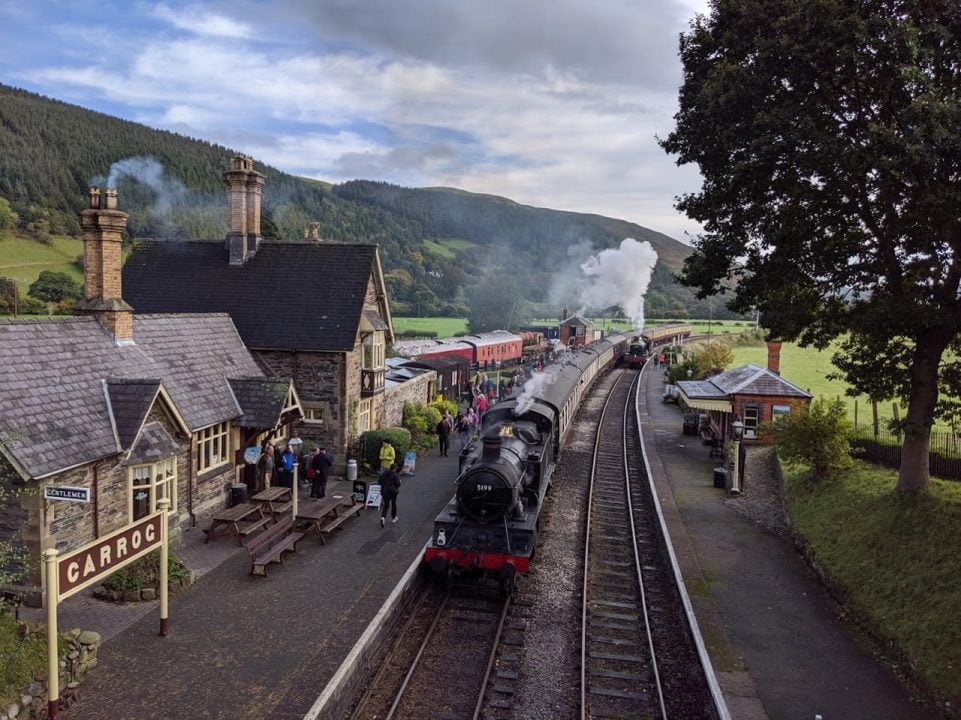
[639,366,929,719]
[55,450,464,720]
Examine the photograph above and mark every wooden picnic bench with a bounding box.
[250,486,293,519]
[204,502,268,545]
[244,515,305,576]
[296,495,363,544]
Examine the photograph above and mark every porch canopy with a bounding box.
[676,379,733,413]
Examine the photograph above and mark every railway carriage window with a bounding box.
[743,406,760,438]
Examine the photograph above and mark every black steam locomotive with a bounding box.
[424,333,627,589]
[624,334,652,369]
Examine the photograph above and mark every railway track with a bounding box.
[580,367,721,719]
[350,582,510,720]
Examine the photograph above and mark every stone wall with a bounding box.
[382,371,437,428]
[254,349,346,459]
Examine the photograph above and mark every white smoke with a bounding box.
[97,156,189,214]
[576,237,658,332]
[514,345,572,415]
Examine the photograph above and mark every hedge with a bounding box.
[358,427,411,469]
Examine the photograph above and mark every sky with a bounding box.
[0,0,709,241]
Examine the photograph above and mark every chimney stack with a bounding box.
[223,155,266,265]
[304,222,321,241]
[77,187,134,343]
[767,341,782,375]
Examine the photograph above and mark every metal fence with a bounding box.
[850,424,961,481]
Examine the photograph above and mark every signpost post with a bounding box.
[44,509,170,718]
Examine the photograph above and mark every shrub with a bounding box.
[397,328,438,338]
[430,397,458,416]
[358,427,411,469]
[694,339,734,376]
[772,398,853,477]
[102,550,189,592]
[403,402,443,455]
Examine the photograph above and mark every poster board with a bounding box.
[401,451,416,476]
[365,483,382,508]
[352,480,368,504]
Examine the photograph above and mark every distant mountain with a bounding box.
[0,83,730,323]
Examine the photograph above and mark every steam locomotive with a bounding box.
[624,334,652,369]
[424,332,627,590]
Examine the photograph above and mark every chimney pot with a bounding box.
[88,187,101,209]
[104,188,118,210]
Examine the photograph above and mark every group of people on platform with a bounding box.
[259,440,332,499]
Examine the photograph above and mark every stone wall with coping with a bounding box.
[382,371,437,428]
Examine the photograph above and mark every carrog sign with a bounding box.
[56,512,163,601]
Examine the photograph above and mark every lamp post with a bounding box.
[288,437,302,518]
[730,420,744,494]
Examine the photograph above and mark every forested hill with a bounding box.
[0,83,721,324]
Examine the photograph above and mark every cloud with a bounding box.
[152,3,253,39]
[15,1,706,239]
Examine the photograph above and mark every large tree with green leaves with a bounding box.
[662,0,961,492]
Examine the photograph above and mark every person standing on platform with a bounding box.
[476,391,488,419]
[305,446,319,491]
[260,442,275,488]
[379,439,396,471]
[436,415,451,457]
[311,447,332,498]
[468,407,479,437]
[456,412,470,450]
[379,464,401,527]
[279,444,295,488]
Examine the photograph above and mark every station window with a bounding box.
[743,406,760,438]
[128,457,177,521]
[303,407,325,425]
[357,399,373,434]
[195,421,230,473]
[363,331,385,370]
[772,404,791,418]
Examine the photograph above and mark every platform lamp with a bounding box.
[288,437,302,518]
[730,419,744,494]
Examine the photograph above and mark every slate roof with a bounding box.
[124,422,181,466]
[228,377,292,429]
[560,315,592,326]
[105,379,161,449]
[123,240,379,352]
[0,314,264,479]
[678,364,812,401]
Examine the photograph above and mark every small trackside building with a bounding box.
[676,343,812,443]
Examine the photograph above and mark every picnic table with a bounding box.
[204,502,268,545]
[250,486,293,518]
[295,494,363,544]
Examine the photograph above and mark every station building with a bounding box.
[0,188,300,594]
[676,342,813,442]
[122,157,398,472]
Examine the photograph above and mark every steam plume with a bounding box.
[577,238,657,332]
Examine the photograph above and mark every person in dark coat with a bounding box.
[379,464,401,527]
[310,447,333,498]
[436,416,451,457]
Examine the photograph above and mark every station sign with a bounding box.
[43,485,90,503]
[56,512,163,601]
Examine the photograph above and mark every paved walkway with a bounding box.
[639,367,929,720]
[54,451,463,720]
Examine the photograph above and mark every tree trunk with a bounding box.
[897,333,950,493]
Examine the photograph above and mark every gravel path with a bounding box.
[721,445,789,537]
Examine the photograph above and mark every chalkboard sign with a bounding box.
[365,483,382,508]
[352,480,368,504]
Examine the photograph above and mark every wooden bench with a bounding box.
[318,503,364,538]
[244,516,304,577]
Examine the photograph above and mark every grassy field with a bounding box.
[0,231,84,287]
[422,237,478,258]
[783,461,961,705]
[393,316,468,336]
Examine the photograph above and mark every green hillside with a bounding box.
[0,83,725,326]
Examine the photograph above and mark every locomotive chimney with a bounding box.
[767,340,782,375]
[482,434,502,461]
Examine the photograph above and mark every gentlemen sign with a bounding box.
[43,485,90,503]
[56,512,163,601]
